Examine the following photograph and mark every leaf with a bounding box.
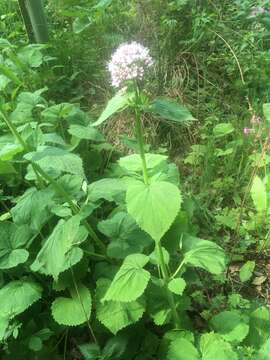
[183,238,226,275]
[167,338,200,360]
[0,143,23,161]
[96,278,145,334]
[213,123,234,137]
[42,103,75,122]
[210,311,249,343]
[239,261,255,282]
[68,124,105,142]
[0,280,42,320]
[0,63,21,85]
[88,178,126,203]
[263,103,270,123]
[79,343,100,360]
[25,146,85,178]
[0,222,31,269]
[102,254,150,302]
[149,97,195,124]
[73,16,92,34]
[93,92,134,126]
[251,176,267,213]
[51,285,92,326]
[257,338,270,360]
[119,153,168,173]
[18,45,44,68]
[98,212,152,259]
[168,278,186,295]
[11,187,54,231]
[126,180,181,242]
[246,306,270,348]
[31,216,87,280]
[200,333,238,360]
[102,335,128,359]
[94,0,113,9]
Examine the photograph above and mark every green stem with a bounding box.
[0,111,106,254]
[134,108,149,185]
[132,96,180,328]
[157,242,181,328]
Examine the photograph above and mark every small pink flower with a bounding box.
[108,42,153,88]
[243,127,255,135]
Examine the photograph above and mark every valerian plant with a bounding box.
[1,39,270,360]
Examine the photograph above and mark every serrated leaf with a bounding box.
[149,97,195,124]
[68,124,105,142]
[98,212,152,259]
[167,337,200,360]
[31,216,87,280]
[168,278,186,295]
[11,187,54,231]
[93,92,134,126]
[210,311,249,343]
[51,285,92,326]
[0,280,42,320]
[184,238,226,275]
[119,153,167,172]
[239,261,255,282]
[96,278,145,334]
[25,146,85,178]
[103,254,150,302]
[200,333,238,360]
[251,176,267,213]
[0,222,31,269]
[126,180,181,242]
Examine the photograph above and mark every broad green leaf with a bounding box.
[73,16,92,34]
[10,102,33,124]
[98,212,151,259]
[0,280,42,320]
[18,45,44,68]
[25,146,85,178]
[0,160,16,174]
[183,239,226,275]
[68,124,105,142]
[31,216,87,280]
[263,103,270,123]
[102,335,128,359]
[251,176,267,213]
[168,278,186,295]
[126,180,181,242]
[11,187,54,231]
[147,281,172,326]
[239,261,255,282]
[200,333,238,360]
[88,178,126,203]
[149,246,170,266]
[213,123,234,138]
[119,153,168,173]
[210,311,249,343]
[0,222,31,269]
[149,97,195,124]
[0,143,23,161]
[246,306,270,348]
[42,103,75,122]
[0,63,21,85]
[257,338,270,360]
[167,338,200,360]
[79,343,100,360]
[96,278,145,334]
[93,92,134,126]
[51,285,92,326]
[103,254,150,302]
[94,0,113,9]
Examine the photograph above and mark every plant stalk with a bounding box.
[133,104,180,328]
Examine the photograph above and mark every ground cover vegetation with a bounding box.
[1,0,270,359]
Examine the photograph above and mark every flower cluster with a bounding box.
[249,6,267,18]
[108,42,153,88]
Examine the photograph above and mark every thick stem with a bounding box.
[0,111,106,254]
[134,108,149,185]
[157,242,181,328]
[132,101,180,328]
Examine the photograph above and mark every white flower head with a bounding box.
[249,6,267,18]
[108,42,153,88]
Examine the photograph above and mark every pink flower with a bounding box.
[108,42,153,88]
[243,127,255,135]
